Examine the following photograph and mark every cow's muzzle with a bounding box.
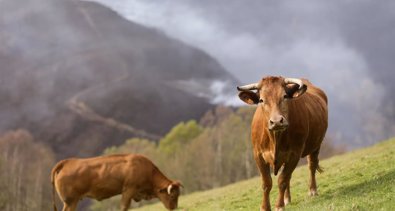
[268,116,288,131]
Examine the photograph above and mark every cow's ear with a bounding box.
[173,181,183,188]
[285,84,307,99]
[238,91,259,105]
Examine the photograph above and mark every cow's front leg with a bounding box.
[254,153,272,211]
[275,158,298,211]
[62,199,79,211]
[121,189,136,211]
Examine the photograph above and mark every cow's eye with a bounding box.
[259,99,264,103]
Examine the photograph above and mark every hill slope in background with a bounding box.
[0,0,237,158]
[134,137,395,211]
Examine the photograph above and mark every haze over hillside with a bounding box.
[0,0,237,158]
[94,0,395,148]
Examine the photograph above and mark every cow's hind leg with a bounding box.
[284,180,291,206]
[307,148,322,196]
[254,153,272,211]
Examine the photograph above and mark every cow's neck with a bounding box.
[152,167,172,191]
[263,130,286,175]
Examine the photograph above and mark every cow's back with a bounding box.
[54,154,155,201]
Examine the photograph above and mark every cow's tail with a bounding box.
[317,164,324,174]
[52,180,57,211]
[51,160,67,211]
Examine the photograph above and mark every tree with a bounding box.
[104,138,157,157]
[158,120,203,155]
[0,129,55,211]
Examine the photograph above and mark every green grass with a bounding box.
[133,138,395,211]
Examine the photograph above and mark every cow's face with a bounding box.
[157,181,182,210]
[237,76,307,132]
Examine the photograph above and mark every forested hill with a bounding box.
[0,0,237,158]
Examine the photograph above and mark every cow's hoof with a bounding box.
[275,207,284,211]
[284,197,290,205]
[260,207,271,211]
[309,189,318,196]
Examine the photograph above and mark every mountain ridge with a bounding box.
[0,0,237,158]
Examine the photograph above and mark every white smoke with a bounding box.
[209,80,241,106]
[89,0,395,147]
[169,79,241,106]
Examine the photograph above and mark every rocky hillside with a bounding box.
[0,0,237,158]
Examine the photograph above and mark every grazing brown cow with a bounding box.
[51,154,182,211]
[237,76,328,211]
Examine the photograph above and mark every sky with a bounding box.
[89,0,395,147]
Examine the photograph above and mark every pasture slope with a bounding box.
[133,138,395,211]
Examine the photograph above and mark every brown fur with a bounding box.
[238,76,328,211]
[51,154,181,211]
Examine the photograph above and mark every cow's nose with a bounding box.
[268,116,288,131]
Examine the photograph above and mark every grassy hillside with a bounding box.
[133,138,395,211]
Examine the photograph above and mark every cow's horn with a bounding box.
[284,78,304,89]
[167,184,173,195]
[237,83,259,91]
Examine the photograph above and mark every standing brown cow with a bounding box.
[51,154,182,211]
[237,76,328,211]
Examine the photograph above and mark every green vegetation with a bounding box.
[158,120,203,155]
[132,137,395,211]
